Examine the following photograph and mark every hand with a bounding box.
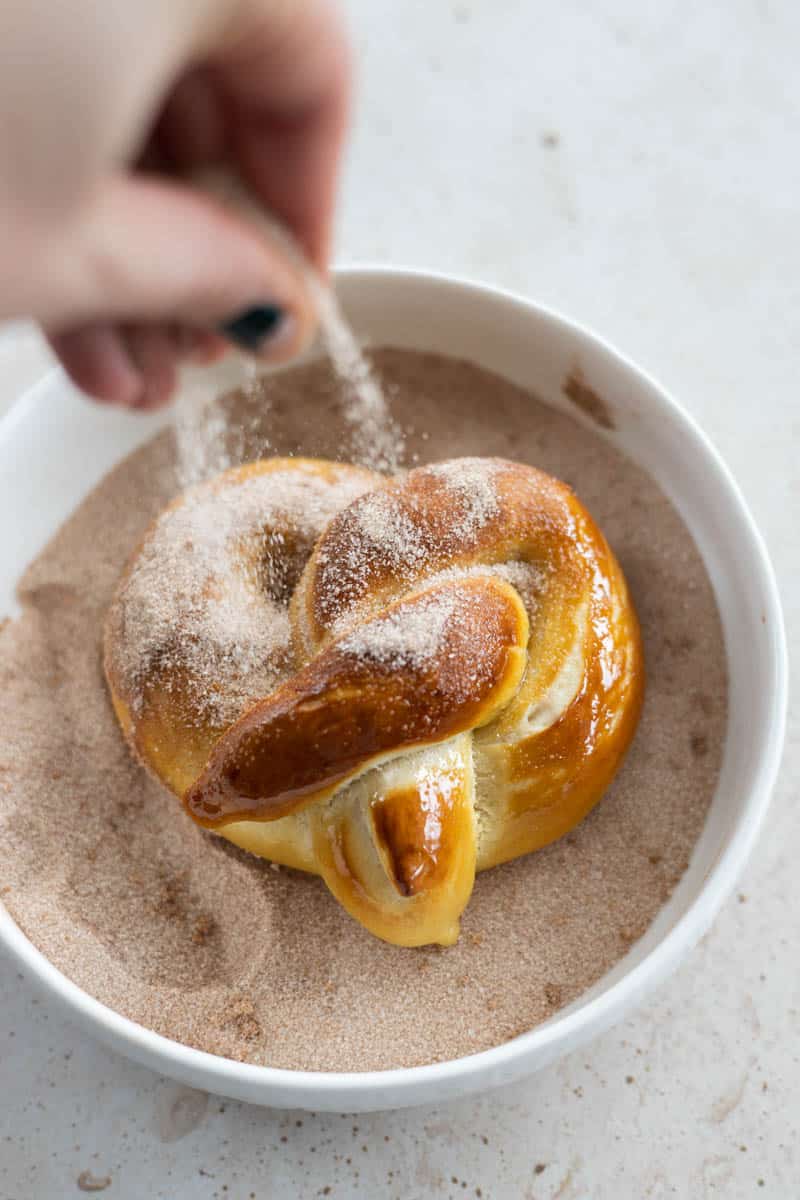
[0,0,350,408]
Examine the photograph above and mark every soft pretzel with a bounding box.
[106,456,644,946]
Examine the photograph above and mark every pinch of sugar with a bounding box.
[174,269,404,488]
[310,280,404,474]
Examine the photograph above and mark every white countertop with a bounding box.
[0,2,796,1196]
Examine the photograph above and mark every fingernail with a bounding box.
[219,304,291,353]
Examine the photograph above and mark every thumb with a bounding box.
[43,171,317,356]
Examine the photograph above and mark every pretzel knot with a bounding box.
[105,456,643,946]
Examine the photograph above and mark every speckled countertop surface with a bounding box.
[0,2,797,1196]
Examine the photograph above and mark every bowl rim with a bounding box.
[0,264,788,1104]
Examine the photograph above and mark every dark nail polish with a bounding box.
[220,304,285,351]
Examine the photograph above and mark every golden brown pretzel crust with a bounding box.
[186,576,528,826]
[105,456,644,947]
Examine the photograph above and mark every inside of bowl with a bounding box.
[0,270,780,1086]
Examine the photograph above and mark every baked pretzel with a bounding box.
[106,456,643,946]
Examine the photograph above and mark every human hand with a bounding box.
[0,0,350,408]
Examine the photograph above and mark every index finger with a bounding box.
[211,0,351,270]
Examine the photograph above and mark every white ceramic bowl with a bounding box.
[0,268,786,1112]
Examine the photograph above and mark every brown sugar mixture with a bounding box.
[0,349,727,1071]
